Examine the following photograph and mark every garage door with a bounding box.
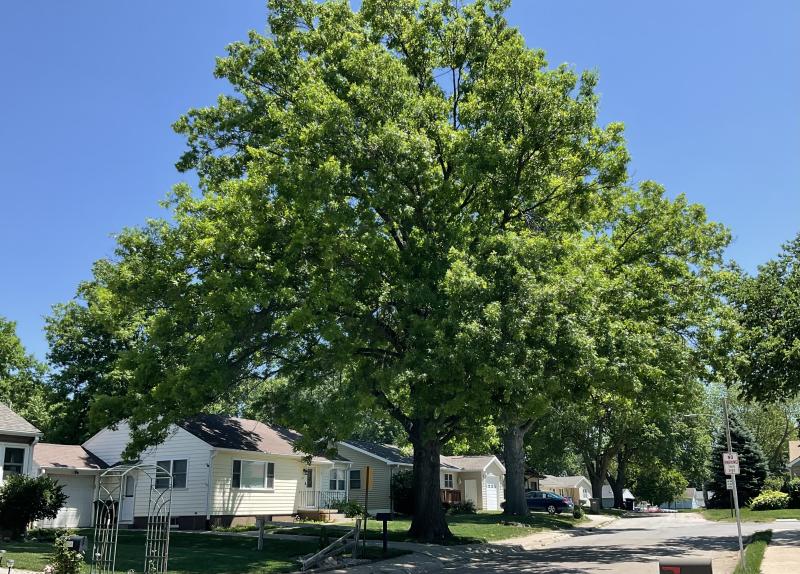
[485,477,499,510]
[39,474,95,528]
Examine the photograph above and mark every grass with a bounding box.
[733,530,773,574]
[1,530,320,574]
[702,508,800,522]
[274,511,584,545]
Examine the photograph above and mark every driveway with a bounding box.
[429,513,800,574]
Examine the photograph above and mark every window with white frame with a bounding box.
[443,473,454,489]
[155,459,188,489]
[233,460,275,489]
[2,447,25,480]
[329,468,346,491]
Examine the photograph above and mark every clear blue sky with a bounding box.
[2,1,798,361]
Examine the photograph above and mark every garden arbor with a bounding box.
[90,463,172,574]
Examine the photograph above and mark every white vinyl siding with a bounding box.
[210,451,304,516]
[84,423,213,519]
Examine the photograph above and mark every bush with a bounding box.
[749,490,789,511]
[448,500,476,515]
[390,470,414,516]
[51,535,84,574]
[26,527,74,542]
[331,499,366,518]
[0,475,67,539]
[763,476,786,492]
[786,478,800,509]
[572,506,585,519]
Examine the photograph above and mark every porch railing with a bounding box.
[440,489,462,505]
[297,490,348,510]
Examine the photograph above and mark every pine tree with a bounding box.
[708,412,768,508]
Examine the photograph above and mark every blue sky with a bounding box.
[1,1,798,360]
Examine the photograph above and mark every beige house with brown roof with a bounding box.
[789,440,800,477]
[337,441,505,513]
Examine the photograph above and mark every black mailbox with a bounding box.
[375,512,394,521]
[659,558,713,574]
[67,535,88,554]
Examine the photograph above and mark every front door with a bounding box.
[120,475,135,523]
[301,468,315,508]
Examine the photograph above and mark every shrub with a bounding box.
[750,490,789,511]
[0,475,67,539]
[448,500,476,515]
[26,527,74,542]
[572,506,585,519]
[763,476,786,492]
[331,499,366,518]
[786,478,800,509]
[390,470,414,516]
[51,535,84,574]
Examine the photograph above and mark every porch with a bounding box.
[440,488,462,505]
[297,489,348,510]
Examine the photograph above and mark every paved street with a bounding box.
[427,513,800,574]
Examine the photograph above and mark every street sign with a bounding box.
[726,479,734,490]
[723,452,740,475]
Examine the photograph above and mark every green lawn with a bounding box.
[733,530,773,574]
[702,508,800,522]
[275,511,583,545]
[1,531,320,574]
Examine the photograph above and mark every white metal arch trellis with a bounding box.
[90,463,172,574]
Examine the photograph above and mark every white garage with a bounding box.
[33,443,106,528]
[485,476,500,510]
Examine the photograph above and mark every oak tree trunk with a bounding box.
[502,424,528,516]
[408,425,452,542]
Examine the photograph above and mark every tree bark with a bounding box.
[585,454,612,509]
[502,424,529,516]
[607,453,627,509]
[408,423,452,542]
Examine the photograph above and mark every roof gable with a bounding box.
[0,403,41,436]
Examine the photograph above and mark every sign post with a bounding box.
[723,398,744,564]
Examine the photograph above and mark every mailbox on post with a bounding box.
[374,512,394,555]
[67,535,88,554]
[658,557,713,574]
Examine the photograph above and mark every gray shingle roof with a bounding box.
[441,455,502,472]
[342,440,462,470]
[179,414,345,464]
[540,475,590,488]
[0,403,41,435]
[34,443,108,470]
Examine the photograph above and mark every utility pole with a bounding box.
[723,397,744,563]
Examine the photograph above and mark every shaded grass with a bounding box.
[275,511,583,545]
[1,531,319,574]
[702,508,800,522]
[733,530,772,574]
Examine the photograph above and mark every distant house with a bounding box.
[789,441,800,477]
[539,475,592,505]
[337,440,506,513]
[0,403,41,482]
[601,483,635,508]
[524,468,545,491]
[658,487,703,510]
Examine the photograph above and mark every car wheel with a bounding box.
[547,504,557,515]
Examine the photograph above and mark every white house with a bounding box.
[789,440,800,477]
[83,414,351,529]
[601,483,635,508]
[539,475,593,506]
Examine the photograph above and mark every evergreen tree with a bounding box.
[708,412,768,508]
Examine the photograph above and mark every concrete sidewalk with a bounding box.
[760,527,800,574]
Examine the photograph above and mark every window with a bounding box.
[303,468,313,488]
[3,448,24,477]
[329,469,346,491]
[155,459,188,489]
[349,469,361,490]
[233,460,275,489]
[443,473,454,489]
